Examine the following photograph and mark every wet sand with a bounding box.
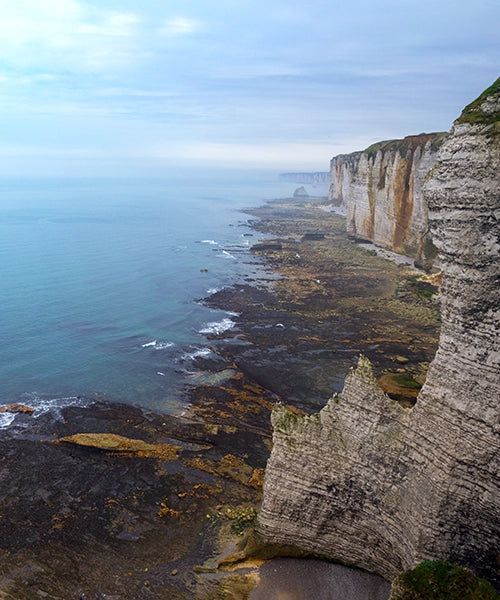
[250,558,390,600]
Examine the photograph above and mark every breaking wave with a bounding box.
[141,340,175,350]
[199,317,235,335]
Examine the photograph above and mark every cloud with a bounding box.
[159,16,201,37]
[93,87,180,99]
[0,0,142,73]
[77,12,141,37]
[0,0,497,178]
[151,141,338,170]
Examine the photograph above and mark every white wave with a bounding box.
[199,317,235,335]
[155,341,174,350]
[200,239,218,245]
[221,250,236,260]
[141,340,174,350]
[0,413,16,429]
[180,347,214,361]
[207,287,222,295]
[0,395,92,429]
[30,395,91,419]
[157,372,166,376]
[142,340,157,347]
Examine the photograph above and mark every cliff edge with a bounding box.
[256,80,500,587]
[329,133,447,266]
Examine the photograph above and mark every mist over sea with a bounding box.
[0,170,303,420]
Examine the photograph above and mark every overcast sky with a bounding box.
[0,0,498,176]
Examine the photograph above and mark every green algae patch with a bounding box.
[378,373,421,407]
[57,433,181,460]
[390,373,422,390]
[404,274,439,299]
[225,506,258,537]
[390,560,499,600]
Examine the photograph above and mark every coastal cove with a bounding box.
[0,190,442,599]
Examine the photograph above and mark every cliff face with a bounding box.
[256,81,500,587]
[280,172,330,185]
[329,134,446,263]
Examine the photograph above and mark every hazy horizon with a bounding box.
[0,0,498,177]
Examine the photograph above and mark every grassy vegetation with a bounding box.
[429,131,448,152]
[365,139,397,160]
[364,133,448,161]
[456,78,500,128]
[423,235,438,260]
[391,560,499,600]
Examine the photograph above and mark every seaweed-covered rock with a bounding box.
[389,561,499,600]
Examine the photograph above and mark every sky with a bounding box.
[0,0,498,176]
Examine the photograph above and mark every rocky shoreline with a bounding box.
[0,196,441,599]
[208,196,440,409]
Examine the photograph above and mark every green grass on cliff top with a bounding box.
[363,132,447,159]
[456,77,500,127]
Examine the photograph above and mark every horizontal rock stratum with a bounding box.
[256,79,500,588]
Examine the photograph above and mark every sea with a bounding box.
[0,170,307,426]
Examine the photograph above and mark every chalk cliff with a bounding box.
[329,133,447,265]
[280,171,330,185]
[256,80,500,588]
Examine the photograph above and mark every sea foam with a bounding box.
[199,317,235,335]
[141,340,175,350]
[0,395,92,430]
[0,413,16,429]
[180,347,214,361]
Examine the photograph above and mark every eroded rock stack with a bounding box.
[256,80,500,587]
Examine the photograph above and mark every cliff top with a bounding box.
[456,77,500,128]
[364,132,447,159]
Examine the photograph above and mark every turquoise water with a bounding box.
[0,171,298,416]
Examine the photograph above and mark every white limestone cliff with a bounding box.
[329,133,446,265]
[256,80,500,589]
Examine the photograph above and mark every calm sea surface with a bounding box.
[0,171,303,421]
